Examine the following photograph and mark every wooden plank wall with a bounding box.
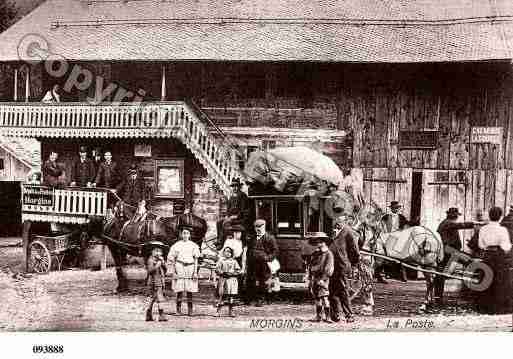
[341,63,513,171]
[361,167,412,219]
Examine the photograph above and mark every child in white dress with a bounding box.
[215,247,241,317]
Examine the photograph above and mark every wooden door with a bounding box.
[361,167,412,218]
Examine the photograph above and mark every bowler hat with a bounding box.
[447,207,462,216]
[307,231,329,245]
[79,145,87,153]
[230,177,242,187]
[389,201,402,209]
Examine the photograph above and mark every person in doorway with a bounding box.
[70,145,95,187]
[379,201,409,283]
[93,150,120,188]
[328,216,359,323]
[434,207,479,305]
[307,232,334,323]
[167,223,201,316]
[42,150,66,188]
[41,84,61,103]
[500,205,513,244]
[145,242,168,322]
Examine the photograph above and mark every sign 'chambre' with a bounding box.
[470,127,503,144]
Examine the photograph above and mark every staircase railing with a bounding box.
[0,102,239,196]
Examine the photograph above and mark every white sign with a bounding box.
[470,127,503,144]
[134,144,152,157]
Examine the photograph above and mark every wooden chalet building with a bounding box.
[1,0,513,244]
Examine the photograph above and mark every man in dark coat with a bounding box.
[500,205,513,243]
[244,219,279,306]
[42,150,66,188]
[93,150,120,188]
[434,207,477,304]
[216,177,249,248]
[328,216,360,322]
[70,146,95,187]
[116,164,147,207]
[92,147,103,176]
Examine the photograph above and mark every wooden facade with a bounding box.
[3,59,513,235]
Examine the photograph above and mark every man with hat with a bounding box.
[434,207,478,305]
[379,201,409,283]
[328,216,359,323]
[116,164,147,208]
[70,145,95,187]
[216,177,249,248]
[245,219,279,306]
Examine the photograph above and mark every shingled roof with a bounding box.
[0,0,512,63]
[0,135,40,169]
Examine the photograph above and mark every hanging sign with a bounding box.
[470,127,503,144]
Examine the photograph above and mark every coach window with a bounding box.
[275,200,302,237]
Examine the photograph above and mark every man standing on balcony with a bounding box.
[42,150,67,188]
[70,146,95,188]
[94,150,120,189]
[116,164,147,208]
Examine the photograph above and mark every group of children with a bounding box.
[145,224,244,321]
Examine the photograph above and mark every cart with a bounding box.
[28,231,81,273]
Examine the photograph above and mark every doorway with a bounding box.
[0,181,22,237]
[410,171,423,225]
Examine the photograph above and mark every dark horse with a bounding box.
[89,201,207,292]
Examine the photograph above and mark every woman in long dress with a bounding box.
[168,224,201,316]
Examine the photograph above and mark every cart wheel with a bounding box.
[28,240,52,273]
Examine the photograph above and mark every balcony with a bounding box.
[0,101,239,196]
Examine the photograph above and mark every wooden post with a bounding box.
[161,64,166,101]
[13,68,18,101]
[25,67,30,102]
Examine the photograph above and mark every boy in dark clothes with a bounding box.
[145,242,168,322]
[307,232,334,323]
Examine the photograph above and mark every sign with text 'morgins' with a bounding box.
[470,127,503,144]
[22,185,54,208]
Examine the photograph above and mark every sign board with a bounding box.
[134,144,152,157]
[399,131,438,150]
[22,186,54,208]
[470,127,503,144]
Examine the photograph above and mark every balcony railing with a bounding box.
[1,102,239,196]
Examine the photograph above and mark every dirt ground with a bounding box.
[1,244,512,332]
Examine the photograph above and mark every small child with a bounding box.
[146,243,168,322]
[308,233,334,323]
[215,247,241,317]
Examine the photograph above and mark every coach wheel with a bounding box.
[28,240,52,273]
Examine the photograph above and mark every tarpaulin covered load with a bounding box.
[244,146,346,194]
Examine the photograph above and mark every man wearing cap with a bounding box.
[328,216,359,323]
[93,150,121,188]
[216,178,249,248]
[434,207,477,305]
[380,201,409,283]
[70,146,95,187]
[245,219,278,306]
[116,164,147,208]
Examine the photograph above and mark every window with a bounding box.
[0,158,4,170]
[275,201,302,236]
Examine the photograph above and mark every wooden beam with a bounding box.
[13,67,18,101]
